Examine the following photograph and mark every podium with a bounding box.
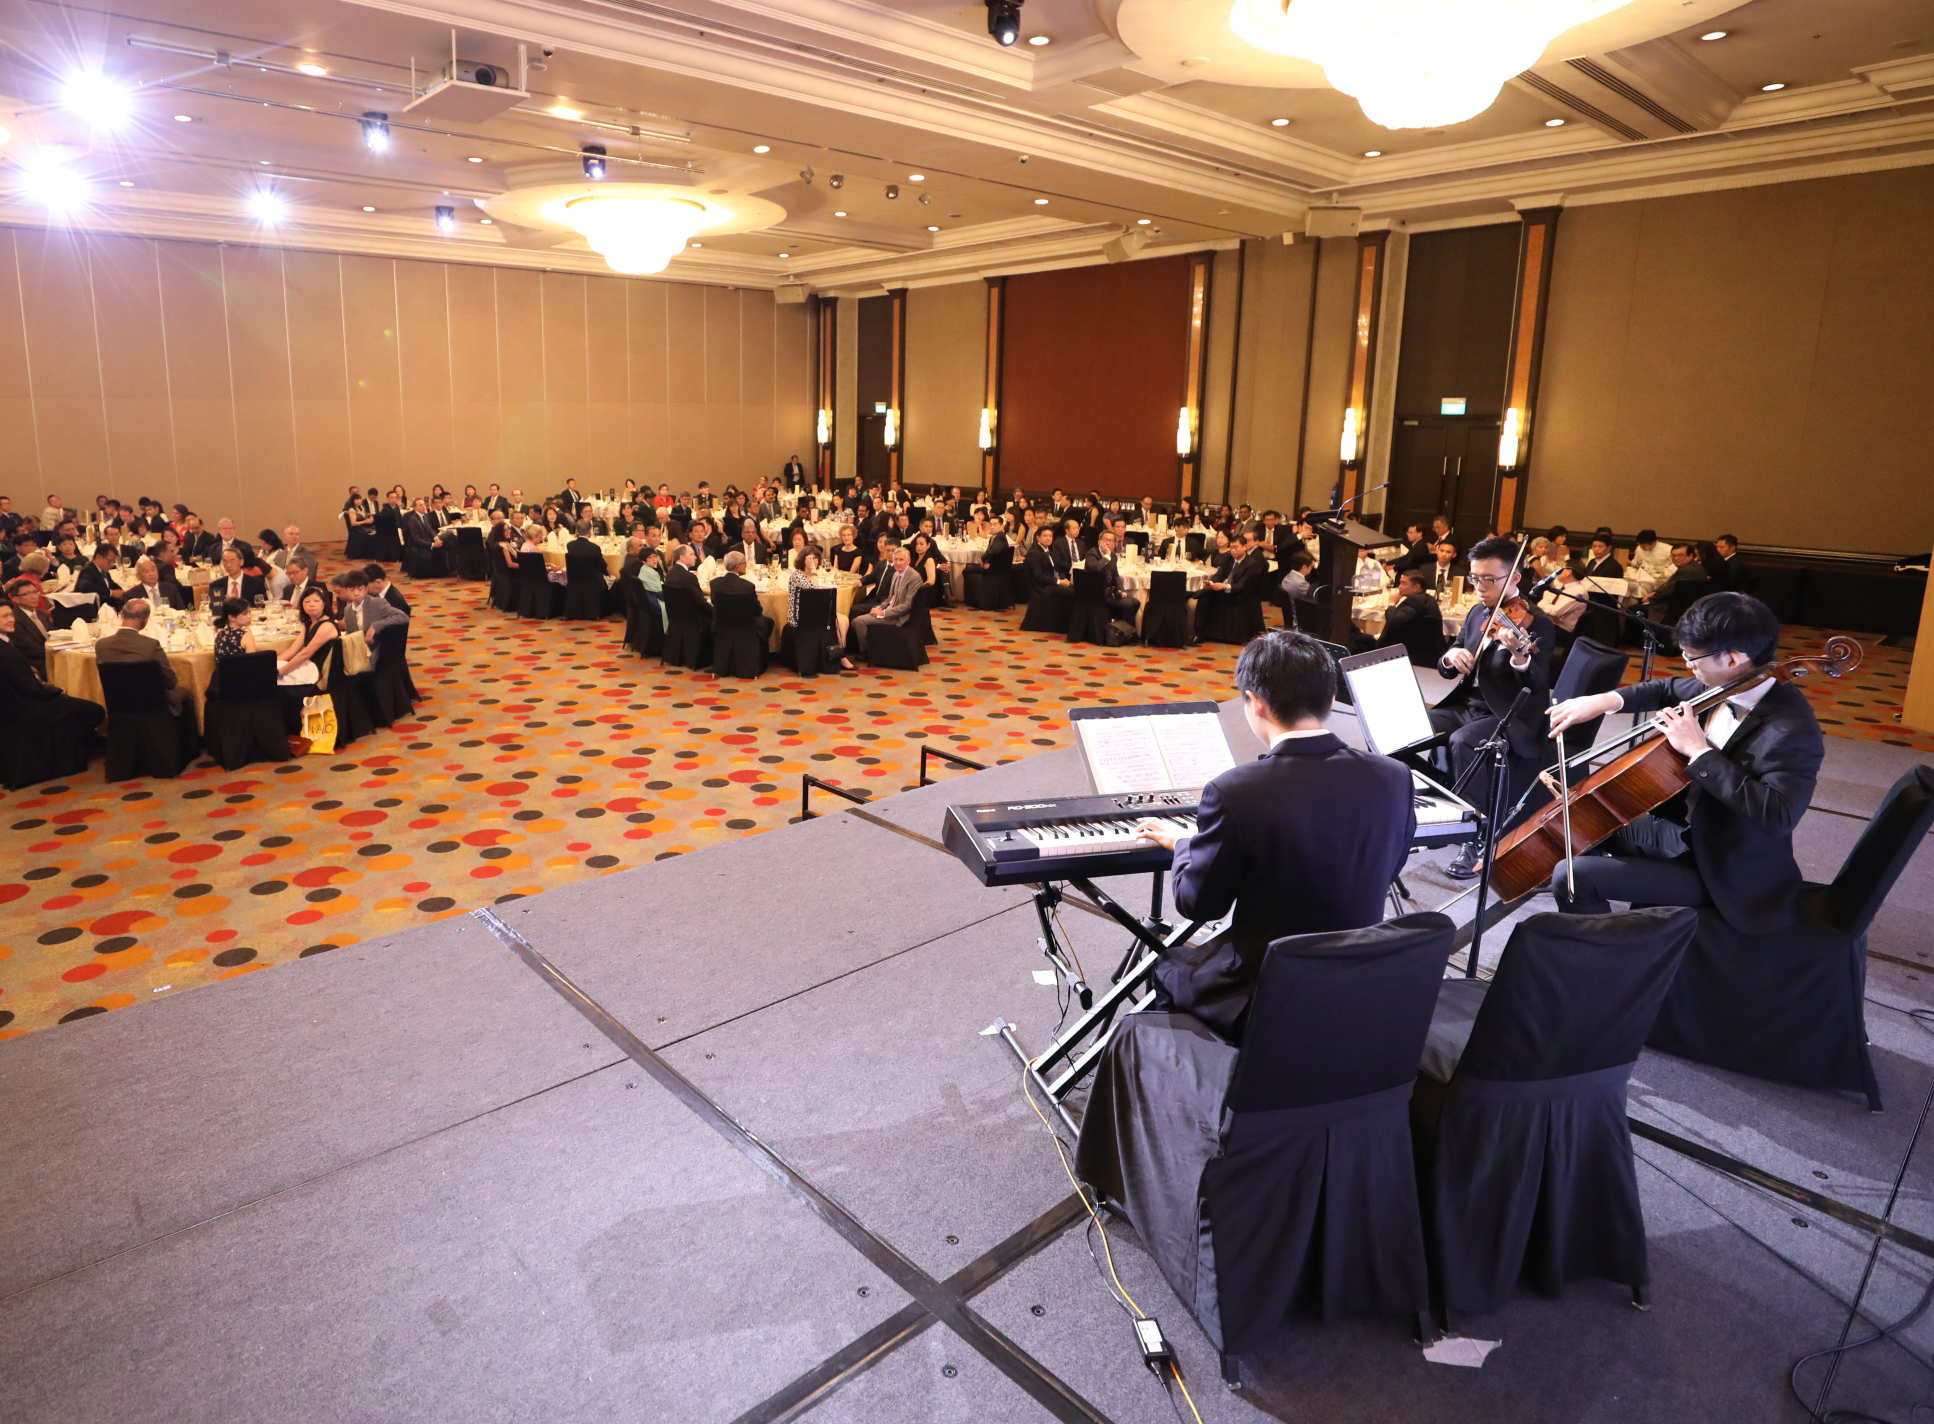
[1308,514,1400,646]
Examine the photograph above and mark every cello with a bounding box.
[1487,635,1863,902]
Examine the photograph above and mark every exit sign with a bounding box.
[1440,397,1467,415]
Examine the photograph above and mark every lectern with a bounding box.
[1307,514,1401,646]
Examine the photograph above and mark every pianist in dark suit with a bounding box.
[1134,630,1416,1037]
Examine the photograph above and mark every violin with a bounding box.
[1476,594,1540,660]
[1487,635,1864,902]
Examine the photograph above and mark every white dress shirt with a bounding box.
[1692,678,1772,760]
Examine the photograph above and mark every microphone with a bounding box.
[1523,567,1563,599]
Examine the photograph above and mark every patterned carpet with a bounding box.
[1,552,1925,1042]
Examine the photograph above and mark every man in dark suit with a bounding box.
[94,598,189,715]
[5,575,52,673]
[664,544,712,631]
[849,538,903,621]
[1425,540,1465,601]
[364,564,410,615]
[74,546,122,607]
[284,555,325,611]
[0,602,104,733]
[688,517,725,563]
[1705,532,1751,592]
[1132,630,1415,1036]
[708,551,772,646]
[213,519,254,568]
[1385,523,1431,576]
[781,455,806,490]
[557,479,588,515]
[482,484,511,516]
[1257,509,1302,564]
[330,569,406,665]
[178,514,220,564]
[1082,529,1140,624]
[1546,592,1819,931]
[1429,535,1557,879]
[211,549,266,606]
[1051,517,1085,579]
[1369,570,1446,666]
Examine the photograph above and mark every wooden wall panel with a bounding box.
[283,251,354,522]
[394,258,453,482]
[222,246,296,534]
[444,262,500,487]
[626,280,669,488]
[91,235,177,500]
[494,269,548,489]
[773,301,811,474]
[1297,237,1360,511]
[902,280,984,492]
[154,241,236,521]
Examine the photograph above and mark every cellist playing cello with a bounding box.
[1544,591,1824,930]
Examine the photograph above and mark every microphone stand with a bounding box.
[1535,577,1676,683]
[1447,680,1535,980]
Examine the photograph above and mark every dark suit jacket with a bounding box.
[180,530,220,563]
[1377,591,1447,666]
[1024,545,1062,595]
[382,585,411,615]
[217,539,254,567]
[210,572,267,606]
[1158,733,1416,1031]
[0,635,60,702]
[664,562,711,621]
[1051,535,1083,577]
[285,578,325,611]
[1619,677,1822,933]
[564,537,606,578]
[1390,538,1432,575]
[1435,601,1558,760]
[1082,551,1127,601]
[709,572,769,626]
[75,563,118,603]
[403,511,438,551]
[482,495,511,515]
[1226,548,1269,596]
[8,604,50,673]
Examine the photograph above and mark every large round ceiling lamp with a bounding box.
[1229,0,1624,130]
[563,196,706,275]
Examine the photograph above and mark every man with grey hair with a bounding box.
[284,553,324,610]
[94,597,189,714]
[853,544,919,657]
[709,549,771,645]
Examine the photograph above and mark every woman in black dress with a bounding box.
[342,487,376,560]
[830,524,868,576]
[372,487,404,563]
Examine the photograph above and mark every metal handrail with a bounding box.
[798,774,870,822]
[917,745,988,787]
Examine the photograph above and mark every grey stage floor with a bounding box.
[2,692,1931,1424]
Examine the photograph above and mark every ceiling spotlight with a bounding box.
[118,178,134,187]
[435,204,456,234]
[1362,149,1382,157]
[1269,117,1291,127]
[259,159,272,165]
[361,204,377,212]
[1032,197,1049,205]
[19,160,88,212]
[985,0,1022,47]
[1759,81,1786,92]
[833,209,848,217]
[581,144,607,179]
[908,173,925,182]
[248,189,287,225]
[799,167,815,184]
[1544,117,1566,127]
[295,61,329,77]
[777,251,790,258]
[1136,218,1151,225]
[885,183,899,199]
[689,241,702,248]
[479,218,493,224]
[926,224,940,232]
[360,112,391,154]
[828,173,844,189]
[172,113,195,124]
[548,104,584,121]
[1699,30,1728,41]
[752,143,771,154]
[62,70,135,129]
[466,154,486,164]
[917,192,931,206]
[1028,34,1051,47]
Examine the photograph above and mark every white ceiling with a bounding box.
[0,0,1928,291]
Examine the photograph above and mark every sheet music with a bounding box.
[1154,715,1237,790]
[1073,708,1235,794]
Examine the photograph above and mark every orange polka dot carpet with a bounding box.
[0,557,1924,1043]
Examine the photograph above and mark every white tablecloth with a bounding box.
[1117,560,1214,594]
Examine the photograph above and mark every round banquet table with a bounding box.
[542,539,628,576]
[934,537,988,603]
[762,517,846,549]
[49,624,300,718]
[1352,595,1475,640]
[695,566,859,651]
[1115,559,1214,595]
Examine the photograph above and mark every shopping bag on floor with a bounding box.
[301,695,337,755]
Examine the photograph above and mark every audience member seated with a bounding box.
[1363,570,1446,666]
[331,569,407,660]
[94,597,188,715]
[709,552,772,646]
[5,575,52,673]
[1083,528,1140,624]
[852,545,920,657]
[210,548,266,607]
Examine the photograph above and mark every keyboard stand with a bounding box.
[996,872,1206,1136]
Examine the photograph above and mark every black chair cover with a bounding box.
[780,587,839,676]
[1141,570,1190,648]
[1184,532,1208,560]
[562,549,607,620]
[618,578,650,655]
[1075,913,1454,1361]
[1648,764,1934,1108]
[1550,637,1630,749]
[1007,559,1031,609]
[1066,568,1111,645]
[862,617,926,670]
[49,597,98,631]
[1200,590,1265,646]
[487,550,516,612]
[1415,908,1697,1318]
[515,553,554,620]
[0,682,95,788]
[1019,586,1071,634]
[661,585,712,670]
[320,642,375,751]
[365,623,415,727]
[910,585,939,647]
[202,651,289,771]
[964,549,1015,610]
[711,592,768,679]
[453,526,489,581]
[100,660,196,781]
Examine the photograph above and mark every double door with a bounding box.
[1387,419,1501,542]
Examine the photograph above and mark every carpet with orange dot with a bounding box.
[1,555,1924,1043]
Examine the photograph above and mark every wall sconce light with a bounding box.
[1339,407,1360,464]
[883,409,899,448]
[815,408,831,445]
[977,407,996,451]
[1175,406,1195,458]
[1498,406,1523,470]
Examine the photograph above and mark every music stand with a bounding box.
[1307,514,1401,648]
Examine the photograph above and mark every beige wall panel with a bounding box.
[452,401,506,489]
[395,260,452,405]
[903,280,983,492]
[101,398,176,495]
[294,399,356,529]
[499,404,550,487]
[445,263,498,404]
[0,231,33,403]
[15,230,103,402]
[282,252,348,399]
[626,282,669,483]
[585,276,627,404]
[220,246,292,402]
[583,404,627,489]
[540,272,588,402]
[661,401,706,479]
[773,301,811,465]
[740,291,775,409]
[233,401,299,534]
[1197,248,1242,502]
[90,236,171,400]
[631,402,672,487]
[340,255,401,402]
[0,398,42,490]
[703,287,742,475]
[34,398,112,500]
[664,284,706,405]
[1297,237,1360,512]
[493,269,545,397]
[834,296,858,481]
[170,398,238,520]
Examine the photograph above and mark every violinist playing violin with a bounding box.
[1544,591,1822,930]
[1430,536,1557,880]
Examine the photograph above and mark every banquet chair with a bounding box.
[1412,908,1696,1324]
[1200,588,1265,646]
[910,584,940,647]
[860,614,926,670]
[1007,558,1032,610]
[515,553,557,620]
[365,623,415,727]
[1548,638,1629,752]
[778,587,839,676]
[488,549,516,612]
[1184,532,1208,561]
[1141,570,1191,648]
[201,651,291,771]
[562,548,608,620]
[661,585,713,670]
[320,639,376,751]
[964,548,1014,611]
[0,680,96,789]
[711,592,769,679]
[100,660,196,781]
[1124,531,1150,557]
[1074,913,1454,1384]
[1065,568,1112,645]
[453,526,489,581]
[1019,582,1071,635]
[1647,764,1934,1109]
[618,578,651,656]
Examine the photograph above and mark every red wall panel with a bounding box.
[1000,257,1190,501]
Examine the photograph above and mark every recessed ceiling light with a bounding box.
[549,104,584,121]
[172,113,194,123]
[248,190,286,224]
[1033,197,1049,205]
[1136,218,1151,225]
[1027,34,1051,47]
[752,143,771,153]
[466,154,485,162]
[833,209,847,217]
[1362,149,1382,158]
[689,241,702,248]
[258,158,272,165]
[479,217,493,224]
[360,204,376,212]
[907,173,925,182]
[926,224,940,232]
[1544,117,1566,127]
[1269,117,1290,127]
[777,251,790,258]
[1760,82,1786,92]
[63,70,135,129]
[296,61,329,77]
[1699,30,1728,41]
[118,179,134,187]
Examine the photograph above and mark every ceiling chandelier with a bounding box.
[563,195,706,275]
[1230,0,1621,130]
